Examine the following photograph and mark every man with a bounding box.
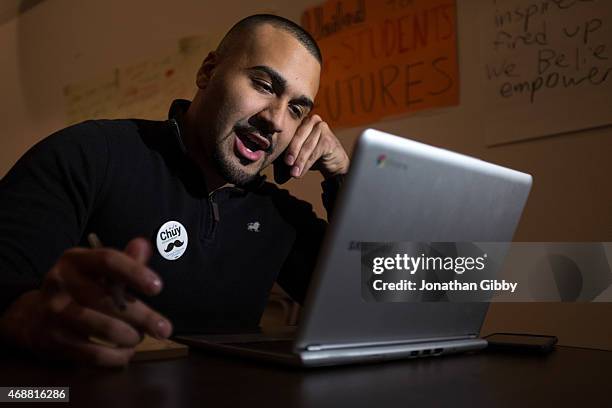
[0,14,349,367]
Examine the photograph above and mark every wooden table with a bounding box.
[0,345,610,407]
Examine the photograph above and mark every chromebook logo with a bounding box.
[376,154,408,170]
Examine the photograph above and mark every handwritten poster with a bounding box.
[301,0,459,129]
[64,36,213,125]
[481,0,612,146]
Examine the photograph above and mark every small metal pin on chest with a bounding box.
[247,222,261,232]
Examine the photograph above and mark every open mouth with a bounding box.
[235,130,270,152]
[233,130,270,162]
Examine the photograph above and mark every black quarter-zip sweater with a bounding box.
[0,100,342,334]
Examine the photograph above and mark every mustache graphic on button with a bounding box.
[164,240,184,253]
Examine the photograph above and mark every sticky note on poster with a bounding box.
[301,0,459,129]
[480,0,612,146]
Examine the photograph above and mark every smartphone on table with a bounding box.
[484,333,558,354]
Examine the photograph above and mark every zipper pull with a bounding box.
[211,201,220,222]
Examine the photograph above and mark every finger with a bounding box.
[284,114,322,166]
[46,327,135,367]
[41,266,70,300]
[57,260,134,314]
[52,271,171,340]
[113,298,173,340]
[58,302,142,348]
[302,144,326,177]
[124,238,152,264]
[57,261,111,300]
[59,247,162,296]
[292,125,322,177]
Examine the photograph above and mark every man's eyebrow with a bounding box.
[248,65,287,89]
[247,65,314,110]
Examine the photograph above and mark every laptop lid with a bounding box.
[295,129,533,350]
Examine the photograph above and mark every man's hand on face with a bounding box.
[283,115,350,180]
[0,238,172,367]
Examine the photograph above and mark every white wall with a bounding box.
[1,0,611,349]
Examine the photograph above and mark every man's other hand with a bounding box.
[0,238,172,367]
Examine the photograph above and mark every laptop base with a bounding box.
[175,335,487,367]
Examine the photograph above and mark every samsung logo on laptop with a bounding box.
[376,154,408,170]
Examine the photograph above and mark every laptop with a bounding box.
[175,128,533,367]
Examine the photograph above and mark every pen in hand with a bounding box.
[87,233,127,312]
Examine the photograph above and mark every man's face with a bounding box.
[195,24,321,186]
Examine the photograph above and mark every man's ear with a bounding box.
[196,51,220,89]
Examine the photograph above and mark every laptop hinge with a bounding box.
[304,334,478,352]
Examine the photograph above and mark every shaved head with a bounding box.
[216,14,322,65]
[184,14,322,190]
